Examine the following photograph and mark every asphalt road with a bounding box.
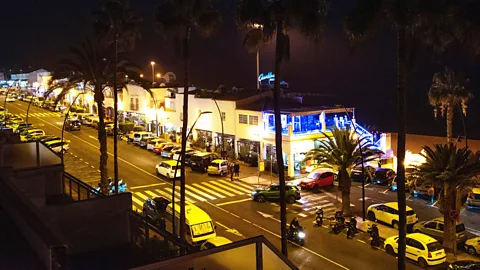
[1,97,459,269]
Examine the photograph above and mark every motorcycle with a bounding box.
[368,225,380,247]
[314,208,324,227]
[329,217,345,234]
[346,217,357,239]
[288,226,306,246]
[95,178,127,195]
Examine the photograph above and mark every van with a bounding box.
[467,188,480,211]
[143,197,216,246]
[207,159,229,176]
[132,132,152,145]
[190,152,218,173]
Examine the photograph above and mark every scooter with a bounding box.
[314,208,323,227]
[96,178,127,195]
[368,225,380,247]
[288,226,306,246]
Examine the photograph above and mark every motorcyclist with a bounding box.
[349,216,357,231]
[315,208,324,225]
[334,210,345,226]
[368,224,380,246]
[289,217,301,237]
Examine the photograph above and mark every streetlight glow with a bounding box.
[156,73,161,78]
[150,61,156,82]
[140,74,144,78]
[150,61,155,66]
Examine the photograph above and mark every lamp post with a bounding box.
[206,92,225,159]
[61,92,85,164]
[171,111,212,238]
[150,61,155,83]
[336,104,366,221]
[252,23,263,90]
[25,89,38,131]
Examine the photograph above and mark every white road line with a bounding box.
[192,183,226,198]
[185,185,216,200]
[145,190,159,198]
[304,202,335,212]
[302,199,331,207]
[135,192,149,201]
[233,181,256,190]
[201,182,235,196]
[154,189,176,200]
[209,181,244,195]
[298,213,308,217]
[164,187,195,203]
[132,196,144,208]
[174,186,206,202]
[218,179,252,193]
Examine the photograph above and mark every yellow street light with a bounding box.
[156,73,161,78]
[150,61,156,82]
[140,74,144,78]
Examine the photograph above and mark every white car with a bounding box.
[155,160,182,179]
[200,236,232,250]
[367,202,418,229]
[44,140,70,154]
[6,96,16,102]
[384,233,446,267]
[465,237,480,256]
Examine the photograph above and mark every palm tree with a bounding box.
[429,67,471,143]
[414,144,480,251]
[344,2,461,267]
[93,0,141,194]
[304,126,379,215]
[237,0,329,256]
[156,0,221,252]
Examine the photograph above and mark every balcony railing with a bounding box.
[62,172,102,201]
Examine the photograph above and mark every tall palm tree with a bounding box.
[237,0,329,256]
[93,0,141,194]
[344,2,461,267]
[304,126,379,215]
[414,144,480,251]
[47,40,116,194]
[156,0,221,252]
[429,67,471,143]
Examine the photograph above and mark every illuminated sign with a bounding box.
[258,72,275,82]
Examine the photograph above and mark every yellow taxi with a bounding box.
[384,233,446,267]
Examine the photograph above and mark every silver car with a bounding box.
[413,217,467,244]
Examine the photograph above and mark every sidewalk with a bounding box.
[237,164,305,186]
[355,217,480,263]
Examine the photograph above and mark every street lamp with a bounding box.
[61,92,85,164]
[336,104,367,221]
[150,61,155,83]
[140,74,144,78]
[171,111,212,238]
[206,92,225,159]
[252,23,263,90]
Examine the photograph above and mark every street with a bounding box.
[3,98,476,269]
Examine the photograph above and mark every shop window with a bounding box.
[249,115,258,125]
[221,112,226,121]
[239,114,248,124]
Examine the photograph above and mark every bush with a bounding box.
[133,125,145,132]
[119,122,134,133]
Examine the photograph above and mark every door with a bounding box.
[375,205,388,223]
[384,206,398,225]
[423,221,440,240]
[266,186,280,199]
[409,239,425,261]
[405,238,417,261]
[319,172,335,187]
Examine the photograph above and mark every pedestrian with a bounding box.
[234,163,240,179]
[229,162,234,181]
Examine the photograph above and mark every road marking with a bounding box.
[91,166,95,169]
[216,198,251,206]
[218,179,252,193]
[173,186,206,202]
[242,219,252,224]
[74,155,78,158]
[164,187,195,203]
[192,183,226,198]
[202,182,235,196]
[145,190,159,198]
[365,183,371,187]
[85,162,89,165]
[132,196,144,208]
[89,135,97,140]
[185,185,216,200]
[406,195,412,201]
[382,189,389,194]
[154,189,176,200]
[129,183,166,190]
[298,213,308,217]
[357,239,366,244]
[234,181,256,191]
[209,181,244,195]
[257,211,280,222]
[79,158,83,161]
[97,170,101,172]
[135,192,149,201]
[215,221,229,229]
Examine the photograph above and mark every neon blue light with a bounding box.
[258,72,275,82]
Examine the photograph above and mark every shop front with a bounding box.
[237,139,260,166]
[119,111,147,128]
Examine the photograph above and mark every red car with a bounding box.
[153,142,173,154]
[299,169,337,189]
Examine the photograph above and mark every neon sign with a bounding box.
[258,72,275,82]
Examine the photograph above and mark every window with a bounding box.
[130,97,139,111]
[180,112,183,121]
[438,223,444,231]
[409,239,425,250]
[249,115,259,125]
[239,114,248,124]
[425,222,437,229]
[221,111,226,121]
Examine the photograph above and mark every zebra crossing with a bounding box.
[131,179,256,211]
[294,191,338,218]
[15,112,62,118]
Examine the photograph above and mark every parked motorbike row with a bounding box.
[95,178,127,195]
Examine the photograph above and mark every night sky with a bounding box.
[1,0,479,138]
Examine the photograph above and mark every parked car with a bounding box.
[147,138,166,150]
[466,188,480,211]
[448,260,480,270]
[184,150,201,166]
[351,165,376,182]
[372,168,396,185]
[132,132,152,145]
[464,237,480,256]
[139,136,156,148]
[65,119,81,131]
[200,236,232,250]
[172,148,195,161]
[45,140,70,154]
[190,152,218,173]
[12,123,33,133]
[5,96,16,102]
[32,97,45,106]
[161,146,180,158]
[105,123,114,135]
[83,115,97,126]
[413,217,467,244]
[413,178,442,199]
[40,136,62,144]
[299,168,337,189]
[384,233,446,267]
[367,202,418,229]
[155,160,182,179]
[153,142,174,154]
[207,159,229,176]
[252,183,301,204]
[20,129,45,141]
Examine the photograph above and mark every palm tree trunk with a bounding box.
[339,169,351,216]
[97,99,109,195]
[446,104,453,143]
[273,20,288,257]
[443,182,456,252]
[113,37,119,194]
[396,19,408,270]
[179,27,191,256]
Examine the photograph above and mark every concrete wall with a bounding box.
[44,193,132,254]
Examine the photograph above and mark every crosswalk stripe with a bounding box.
[186,185,216,200]
[154,188,177,200]
[192,183,226,198]
[174,186,206,202]
[234,181,256,190]
[300,193,325,200]
[298,195,327,204]
[135,191,149,201]
[218,179,252,193]
[302,199,330,208]
[132,196,144,209]
[145,190,159,198]
[201,182,235,196]
[208,181,244,195]
[304,202,335,212]
[164,187,195,203]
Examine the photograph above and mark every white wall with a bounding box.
[235,109,263,142]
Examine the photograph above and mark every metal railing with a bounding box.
[63,172,102,201]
